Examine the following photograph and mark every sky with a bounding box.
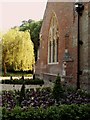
[0,0,88,32]
[0,0,47,32]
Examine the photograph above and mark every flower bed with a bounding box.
[1,87,90,110]
[1,75,90,120]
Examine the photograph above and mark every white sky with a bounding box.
[0,0,47,32]
[0,0,88,32]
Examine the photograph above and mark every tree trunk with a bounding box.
[4,62,7,76]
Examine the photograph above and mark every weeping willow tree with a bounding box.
[2,28,35,76]
[0,32,2,75]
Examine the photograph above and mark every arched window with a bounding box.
[48,14,59,64]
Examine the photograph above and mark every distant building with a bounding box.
[35,1,90,92]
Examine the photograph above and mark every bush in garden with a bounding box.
[21,75,24,80]
[10,76,13,80]
[0,107,2,120]
[19,82,25,105]
[1,104,90,120]
[52,75,64,103]
[1,78,44,85]
[41,87,52,93]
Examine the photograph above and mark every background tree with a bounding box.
[0,32,2,74]
[2,28,35,76]
[19,19,42,61]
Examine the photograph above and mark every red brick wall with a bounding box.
[35,2,90,91]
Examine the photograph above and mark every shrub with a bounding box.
[19,82,25,104]
[52,75,64,103]
[1,78,44,85]
[1,104,90,120]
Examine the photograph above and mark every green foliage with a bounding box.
[2,104,90,120]
[19,20,42,61]
[1,78,44,85]
[19,82,25,104]
[1,70,32,77]
[0,33,2,73]
[52,75,64,103]
[0,107,2,120]
[2,28,35,74]
[41,87,52,92]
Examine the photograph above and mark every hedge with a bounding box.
[1,78,44,85]
[2,104,90,120]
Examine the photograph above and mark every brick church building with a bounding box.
[35,1,90,92]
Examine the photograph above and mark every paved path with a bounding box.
[0,76,53,91]
[0,84,42,91]
[0,83,53,91]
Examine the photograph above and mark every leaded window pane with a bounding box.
[48,14,59,63]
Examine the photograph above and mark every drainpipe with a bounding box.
[77,10,80,89]
[75,2,84,90]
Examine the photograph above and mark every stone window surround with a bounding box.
[48,13,59,64]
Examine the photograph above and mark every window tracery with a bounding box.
[48,14,59,64]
